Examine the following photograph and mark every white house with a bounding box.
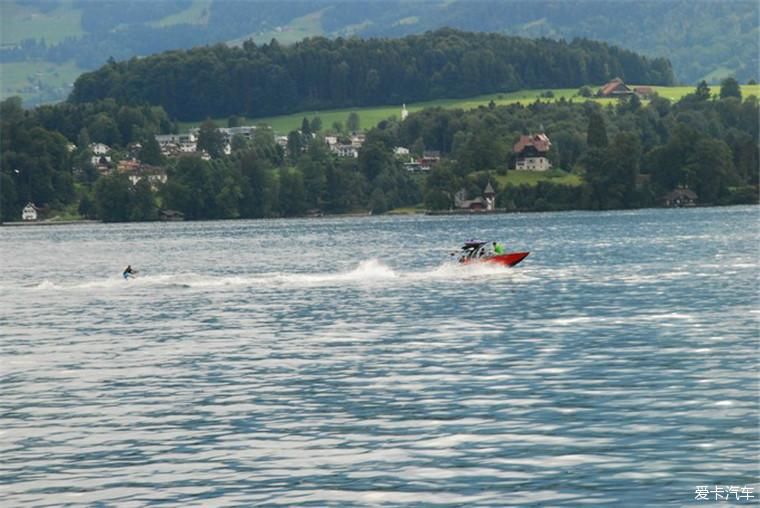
[22,202,38,221]
[513,133,552,171]
[333,144,359,158]
[394,146,410,157]
[90,143,111,155]
[155,133,197,156]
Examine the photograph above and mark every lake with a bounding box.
[1,206,758,506]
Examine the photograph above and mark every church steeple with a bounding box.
[401,104,408,121]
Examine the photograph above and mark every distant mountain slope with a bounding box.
[359,0,759,86]
[1,0,757,105]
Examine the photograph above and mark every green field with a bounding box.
[180,88,616,133]
[0,60,82,106]
[0,0,83,45]
[494,169,584,188]
[181,84,760,135]
[148,0,212,27]
[229,9,325,47]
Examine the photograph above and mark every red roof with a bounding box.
[513,133,551,154]
[598,77,633,97]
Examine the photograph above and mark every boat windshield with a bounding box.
[460,241,491,260]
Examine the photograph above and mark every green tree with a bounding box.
[89,113,121,146]
[278,168,306,216]
[298,141,331,209]
[161,156,216,219]
[94,173,132,222]
[300,117,312,137]
[286,130,304,163]
[0,172,17,222]
[695,80,712,101]
[368,187,388,213]
[78,192,96,219]
[346,111,360,133]
[196,118,225,159]
[130,178,158,221]
[587,109,608,148]
[140,135,164,165]
[239,151,274,218]
[230,133,249,153]
[424,164,459,210]
[606,132,641,208]
[686,138,738,203]
[719,77,741,100]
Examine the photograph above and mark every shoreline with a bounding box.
[0,203,753,227]
[1,219,102,227]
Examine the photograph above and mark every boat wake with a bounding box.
[24,258,525,292]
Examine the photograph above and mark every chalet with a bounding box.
[513,132,552,171]
[21,202,38,221]
[633,86,654,99]
[597,78,634,98]
[90,143,111,155]
[661,187,698,208]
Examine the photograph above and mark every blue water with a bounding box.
[1,206,758,506]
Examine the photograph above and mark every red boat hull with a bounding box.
[463,251,530,267]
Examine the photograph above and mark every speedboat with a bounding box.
[454,240,529,267]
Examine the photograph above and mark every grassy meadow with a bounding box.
[147,0,212,27]
[494,169,584,188]
[1,60,81,105]
[182,84,760,135]
[0,0,83,45]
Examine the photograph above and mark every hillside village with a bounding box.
[5,74,756,223]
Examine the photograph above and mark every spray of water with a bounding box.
[28,258,524,292]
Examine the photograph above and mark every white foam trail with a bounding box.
[22,258,527,292]
[281,259,399,285]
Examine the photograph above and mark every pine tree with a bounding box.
[587,110,608,148]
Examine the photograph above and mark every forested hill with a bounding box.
[69,29,673,122]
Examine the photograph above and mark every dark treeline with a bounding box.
[68,29,673,121]
[1,80,757,223]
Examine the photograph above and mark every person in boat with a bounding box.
[123,265,136,279]
[493,241,505,255]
